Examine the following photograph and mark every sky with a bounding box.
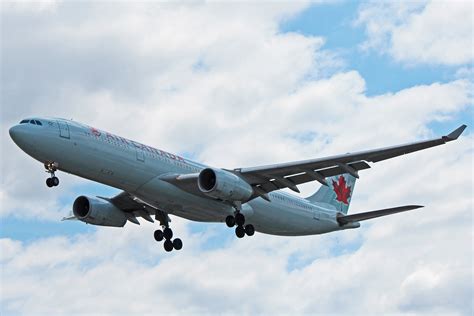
[1,1,473,315]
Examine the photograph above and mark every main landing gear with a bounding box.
[44,161,59,188]
[154,226,183,252]
[225,212,255,239]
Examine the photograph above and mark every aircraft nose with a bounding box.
[9,124,35,150]
[9,125,21,142]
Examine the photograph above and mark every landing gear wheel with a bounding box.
[225,215,235,228]
[154,230,164,242]
[173,238,183,250]
[235,213,245,226]
[235,225,245,238]
[44,162,59,188]
[46,178,53,188]
[245,224,255,236]
[163,227,173,240]
[164,240,173,252]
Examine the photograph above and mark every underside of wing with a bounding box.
[233,125,466,199]
[100,191,170,226]
[157,172,205,198]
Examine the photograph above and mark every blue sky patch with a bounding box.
[280,2,467,96]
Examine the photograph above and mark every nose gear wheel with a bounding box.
[44,161,60,188]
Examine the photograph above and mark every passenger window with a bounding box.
[35,120,42,126]
[20,119,29,124]
[30,120,37,125]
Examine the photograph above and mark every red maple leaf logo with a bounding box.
[332,176,351,205]
[90,127,101,137]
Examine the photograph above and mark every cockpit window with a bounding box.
[19,119,43,125]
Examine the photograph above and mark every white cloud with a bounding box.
[1,136,472,314]
[1,0,61,13]
[0,2,473,315]
[356,1,474,66]
[455,66,474,80]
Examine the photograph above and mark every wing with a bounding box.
[337,205,423,225]
[98,191,171,226]
[234,125,466,199]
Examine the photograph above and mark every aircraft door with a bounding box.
[57,121,70,139]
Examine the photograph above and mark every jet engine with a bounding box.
[73,196,127,227]
[198,168,253,202]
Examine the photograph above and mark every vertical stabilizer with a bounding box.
[306,174,356,214]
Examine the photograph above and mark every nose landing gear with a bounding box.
[44,161,59,188]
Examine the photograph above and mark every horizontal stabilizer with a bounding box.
[337,205,423,225]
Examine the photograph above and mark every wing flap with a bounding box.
[337,205,423,225]
[101,191,171,226]
[98,191,143,211]
[251,161,371,195]
[287,161,370,184]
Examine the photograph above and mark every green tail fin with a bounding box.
[306,174,357,214]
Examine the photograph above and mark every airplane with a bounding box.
[9,118,467,252]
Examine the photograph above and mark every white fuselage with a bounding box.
[10,118,346,236]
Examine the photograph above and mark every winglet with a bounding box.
[445,124,467,141]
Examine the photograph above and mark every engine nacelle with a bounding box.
[73,196,127,227]
[198,168,253,202]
